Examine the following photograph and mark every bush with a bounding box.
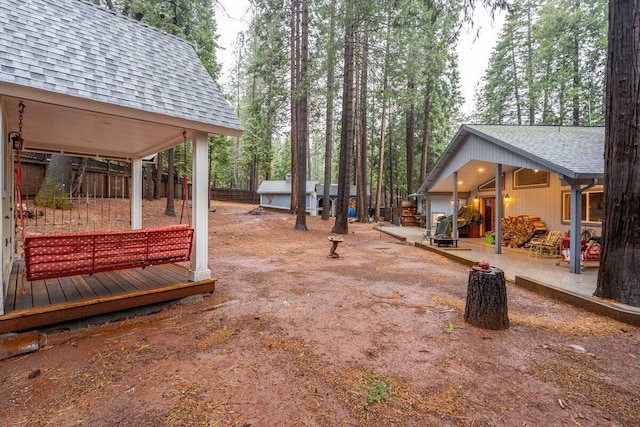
[35,177,71,210]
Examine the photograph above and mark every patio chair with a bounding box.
[528,230,562,257]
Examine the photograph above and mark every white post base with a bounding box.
[189,268,212,282]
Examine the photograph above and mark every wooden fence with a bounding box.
[210,188,259,204]
[18,157,189,200]
[18,157,259,208]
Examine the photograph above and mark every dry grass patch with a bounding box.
[194,325,238,351]
[531,361,640,425]
[167,382,221,426]
[431,296,635,337]
[334,368,468,425]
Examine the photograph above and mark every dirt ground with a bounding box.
[1,200,639,426]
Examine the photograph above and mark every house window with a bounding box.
[562,190,604,223]
[514,168,549,188]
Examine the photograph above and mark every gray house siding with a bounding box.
[471,171,602,236]
[436,135,551,185]
[260,194,294,210]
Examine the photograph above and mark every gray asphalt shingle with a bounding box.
[0,0,241,133]
[257,181,319,194]
[467,125,604,175]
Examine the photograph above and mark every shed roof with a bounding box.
[257,180,319,195]
[419,125,604,193]
[0,0,241,159]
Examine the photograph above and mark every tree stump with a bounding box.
[464,265,509,330]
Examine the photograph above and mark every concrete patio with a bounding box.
[377,224,640,327]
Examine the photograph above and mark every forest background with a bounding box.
[83,0,605,223]
[63,0,639,308]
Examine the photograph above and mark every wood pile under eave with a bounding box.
[500,216,547,248]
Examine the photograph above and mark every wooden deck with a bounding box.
[1,260,216,333]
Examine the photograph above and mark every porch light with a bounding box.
[473,195,479,204]
[504,194,510,203]
[8,131,21,150]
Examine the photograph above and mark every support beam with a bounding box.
[452,171,458,239]
[189,131,211,282]
[426,193,432,231]
[494,164,503,254]
[1,106,7,316]
[131,158,142,229]
[569,183,582,273]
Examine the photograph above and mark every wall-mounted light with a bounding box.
[473,195,479,204]
[504,194,510,203]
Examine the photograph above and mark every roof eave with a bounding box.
[418,125,470,193]
[1,82,243,137]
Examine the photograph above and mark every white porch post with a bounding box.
[426,193,432,231]
[494,163,503,254]
[131,158,143,229]
[452,171,458,239]
[0,107,6,315]
[569,183,582,274]
[189,131,211,281]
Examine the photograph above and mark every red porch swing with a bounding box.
[13,102,194,282]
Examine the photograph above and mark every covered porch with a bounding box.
[418,125,605,275]
[0,0,242,333]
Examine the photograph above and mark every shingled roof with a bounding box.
[465,125,604,176]
[419,124,604,193]
[0,0,241,153]
[257,180,319,195]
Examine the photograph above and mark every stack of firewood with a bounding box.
[500,215,547,247]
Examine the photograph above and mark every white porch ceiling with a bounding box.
[428,159,519,193]
[3,95,188,160]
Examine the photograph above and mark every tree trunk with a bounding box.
[294,0,308,231]
[594,1,640,307]
[525,5,536,125]
[154,151,163,199]
[35,154,72,209]
[388,112,394,212]
[420,85,431,185]
[249,72,258,193]
[321,1,336,221]
[464,267,509,330]
[331,0,355,234]
[405,80,415,192]
[290,0,299,214]
[374,17,391,222]
[571,1,581,126]
[356,29,368,224]
[511,45,522,126]
[144,163,154,201]
[70,157,88,197]
[165,148,176,217]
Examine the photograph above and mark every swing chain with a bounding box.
[14,101,27,293]
[17,101,25,148]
